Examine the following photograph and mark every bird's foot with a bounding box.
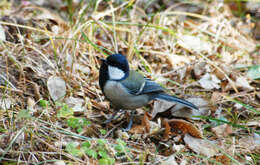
[104,110,124,124]
[121,111,135,132]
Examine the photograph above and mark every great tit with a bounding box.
[99,54,198,130]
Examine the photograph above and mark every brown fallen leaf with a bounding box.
[167,119,203,138]
[215,154,231,165]
[129,112,152,134]
[129,125,146,134]
[163,119,171,141]
[142,112,152,133]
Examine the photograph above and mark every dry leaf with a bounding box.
[177,67,187,80]
[172,144,185,152]
[142,112,152,133]
[47,76,66,101]
[163,119,171,140]
[184,134,219,157]
[238,133,260,154]
[210,92,224,105]
[212,124,233,138]
[177,35,212,53]
[152,100,175,118]
[171,97,210,120]
[54,160,66,165]
[198,73,221,90]
[167,119,203,138]
[235,76,254,90]
[0,24,6,41]
[0,97,13,110]
[153,97,210,120]
[193,62,207,79]
[129,112,156,134]
[65,97,85,113]
[27,97,36,113]
[129,125,146,134]
[215,154,231,165]
[30,6,66,27]
[160,155,178,165]
[116,130,130,140]
[167,54,193,66]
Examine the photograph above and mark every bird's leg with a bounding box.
[122,110,135,132]
[104,109,124,124]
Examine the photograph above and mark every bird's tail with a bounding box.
[152,93,199,110]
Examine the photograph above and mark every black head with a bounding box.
[105,54,129,73]
[99,54,129,91]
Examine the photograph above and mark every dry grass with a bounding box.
[0,0,259,164]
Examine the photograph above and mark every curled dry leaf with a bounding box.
[165,119,203,138]
[184,134,219,157]
[47,76,66,101]
[198,73,221,90]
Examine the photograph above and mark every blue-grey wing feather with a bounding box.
[121,70,165,95]
[121,70,146,95]
[138,79,165,94]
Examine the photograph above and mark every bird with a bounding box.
[99,53,198,131]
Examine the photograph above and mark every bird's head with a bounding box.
[101,54,129,80]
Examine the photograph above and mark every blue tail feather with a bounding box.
[153,93,199,110]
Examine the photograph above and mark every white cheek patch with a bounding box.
[108,65,125,80]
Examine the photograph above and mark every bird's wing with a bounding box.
[139,78,165,94]
[120,70,146,95]
[121,70,165,95]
